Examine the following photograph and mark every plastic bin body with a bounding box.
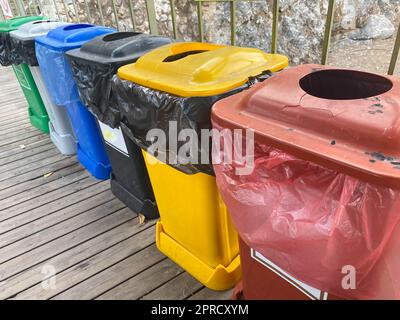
[116,42,288,290]
[28,65,76,154]
[35,24,116,179]
[238,238,335,300]
[0,16,48,133]
[10,20,76,155]
[11,63,49,132]
[66,32,172,218]
[211,64,400,299]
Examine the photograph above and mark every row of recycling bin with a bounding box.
[1,15,400,300]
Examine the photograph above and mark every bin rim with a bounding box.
[10,20,71,41]
[0,16,47,33]
[35,23,116,51]
[211,63,400,188]
[65,32,173,66]
[117,42,289,97]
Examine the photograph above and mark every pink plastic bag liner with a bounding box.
[212,126,400,299]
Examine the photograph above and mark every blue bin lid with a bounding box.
[35,23,116,51]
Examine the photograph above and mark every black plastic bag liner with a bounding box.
[9,35,37,66]
[112,71,272,175]
[66,32,173,128]
[0,32,14,66]
[8,19,68,66]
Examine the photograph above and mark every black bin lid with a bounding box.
[66,31,173,65]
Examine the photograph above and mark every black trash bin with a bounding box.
[66,32,172,219]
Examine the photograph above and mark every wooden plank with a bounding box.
[0,198,126,264]
[0,141,54,166]
[0,126,40,141]
[0,133,49,155]
[188,287,233,300]
[0,177,101,223]
[0,108,28,121]
[0,153,71,183]
[0,129,43,149]
[0,119,34,135]
[0,168,88,211]
[0,119,30,131]
[0,113,30,127]
[0,148,61,175]
[0,189,115,247]
[0,130,44,148]
[0,163,81,201]
[18,227,157,299]
[0,156,78,191]
[0,104,27,116]
[52,242,163,300]
[0,207,136,282]
[96,258,183,300]
[142,272,203,300]
[0,218,145,299]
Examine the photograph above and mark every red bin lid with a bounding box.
[212,64,400,187]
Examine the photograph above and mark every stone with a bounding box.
[350,14,395,40]
[46,0,399,64]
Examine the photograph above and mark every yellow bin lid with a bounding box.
[117,42,289,97]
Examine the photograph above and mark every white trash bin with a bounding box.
[10,20,77,155]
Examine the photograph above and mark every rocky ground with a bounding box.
[329,36,399,75]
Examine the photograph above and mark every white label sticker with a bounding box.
[251,249,328,300]
[98,122,129,157]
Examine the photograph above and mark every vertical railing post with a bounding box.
[128,0,136,31]
[52,0,60,19]
[321,0,335,65]
[388,24,400,75]
[72,0,80,22]
[96,0,104,25]
[11,0,20,15]
[36,0,43,15]
[16,0,26,15]
[62,0,70,22]
[169,0,177,39]
[25,0,31,15]
[271,0,279,53]
[196,0,203,42]
[83,0,91,23]
[111,0,119,30]
[145,0,159,35]
[230,0,236,45]
[32,0,39,15]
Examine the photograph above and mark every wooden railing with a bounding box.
[1,0,399,75]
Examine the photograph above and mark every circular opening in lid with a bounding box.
[299,69,393,100]
[103,32,142,42]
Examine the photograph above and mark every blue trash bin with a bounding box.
[35,24,116,179]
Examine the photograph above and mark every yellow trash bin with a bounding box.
[114,42,288,290]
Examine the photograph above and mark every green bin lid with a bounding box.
[0,16,46,33]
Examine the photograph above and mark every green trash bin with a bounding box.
[0,16,50,133]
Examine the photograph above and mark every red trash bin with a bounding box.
[211,64,400,300]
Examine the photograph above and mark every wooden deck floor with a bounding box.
[0,66,232,300]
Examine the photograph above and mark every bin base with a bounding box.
[49,121,76,155]
[110,174,159,220]
[28,106,49,134]
[156,221,241,291]
[77,143,111,180]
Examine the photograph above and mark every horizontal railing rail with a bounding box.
[0,0,399,75]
